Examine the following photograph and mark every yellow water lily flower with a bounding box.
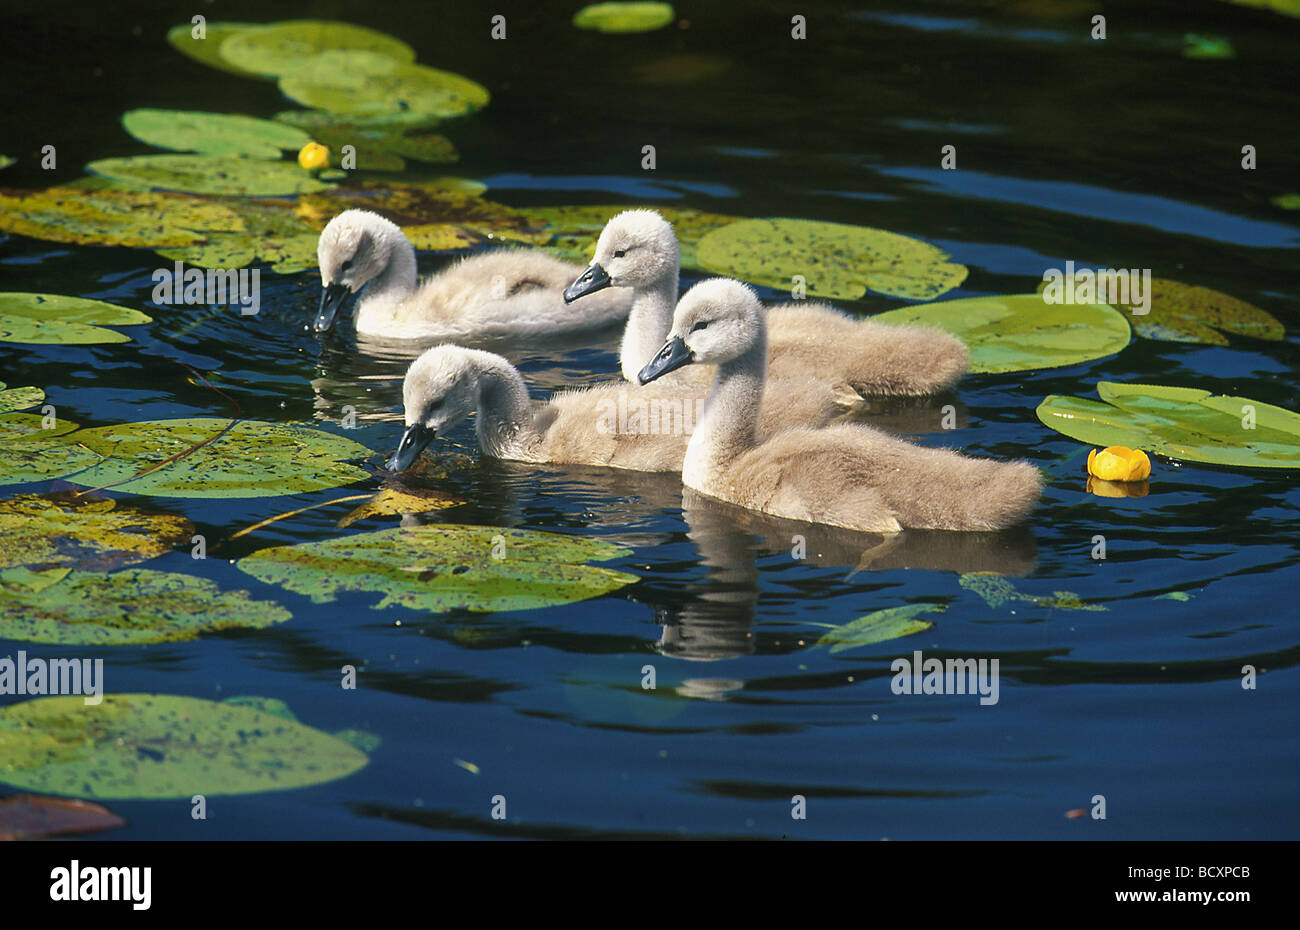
[1087,446,1151,482]
[297,142,329,171]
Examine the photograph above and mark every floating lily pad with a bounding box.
[1273,193,1300,209]
[0,183,245,248]
[332,729,382,753]
[0,382,42,414]
[1216,0,1300,19]
[62,418,372,498]
[1128,279,1282,345]
[0,413,99,486]
[278,51,489,123]
[812,604,941,654]
[87,154,335,197]
[0,493,192,571]
[273,110,458,171]
[0,794,126,841]
[218,20,415,77]
[0,567,292,645]
[156,196,323,272]
[122,109,312,158]
[0,293,152,345]
[337,486,465,528]
[873,294,1131,373]
[221,695,298,720]
[238,525,637,613]
[1037,381,1300,469]
[166,21,266,78]
[0,694,366,799]
[696,217,968,301]
[960,573,1106,611]
[574,2,676,33]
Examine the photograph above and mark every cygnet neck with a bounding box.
[473,356,541,459]
[620,268,680,382]
[682,333,767,489]
[357,230,419,317]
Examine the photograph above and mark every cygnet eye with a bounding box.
[613,249,627,258]
[690,320,709,333]
[341,259,354,272]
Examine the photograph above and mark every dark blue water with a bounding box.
[1,0,1297,839]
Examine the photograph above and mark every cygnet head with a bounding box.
[563,209,679,303]
[638,279,764,384]
[386,345,484,471]
[315,209,404,333]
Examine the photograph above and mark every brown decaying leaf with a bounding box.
[0,794,127,841]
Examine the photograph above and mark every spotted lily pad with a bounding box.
[0,413,99,485]
[573,2,676,33]
[122,109,312,158]
[1125,279,1282,345]
[87,154,335,197]
[1037,381,1300,469]
[811,604,941,654]
[218,20,415,77]
[960,573,1106,611]
[278,51,489,123]
[0,694,366,798]
[62,418,373,498]
[0,293,152,345]
[273,110,458,171]
[873,294,1131,373]
[0,183,245,248]
[696,217,968,301]
[0,493,193,571]
[166,21,265,78]
[337,486,465,528]
[0,567,292,645]
[0,382,43,413]
[238,525,637,613]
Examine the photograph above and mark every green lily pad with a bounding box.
[155,195,323,272]
[221,695,298,721]
[696,217,968,301]
[0,382,43,413]
[0,694,366,798]
[960,573,1106,612]
[237,525,637,613]
[60,418,372,498]
[273,110,458,171]
[332,729,382,753]
[873,293,1131,373]
[0,413,100,486]
[87,154,335,197]
[166,21,266,78]
[278,51,489,122]
[0,567,292,645]
[1127,279,1282,345]
[0,292,151,345]
[1037,381,1300,469]
[0,493,193,571]
[122,109,312,158]
[218,20,415,77]
[812,604,941,654]
[0,183,245,248]
[1216,0,1300,18]
[573,2,676,33]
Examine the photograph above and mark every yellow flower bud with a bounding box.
[298,142,329,171]
[1087,446,1152,482]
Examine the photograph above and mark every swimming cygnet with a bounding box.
[564,209,969,395]
[386,344,847,473]
[637,279,1041,533]
[315,209,632,341]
